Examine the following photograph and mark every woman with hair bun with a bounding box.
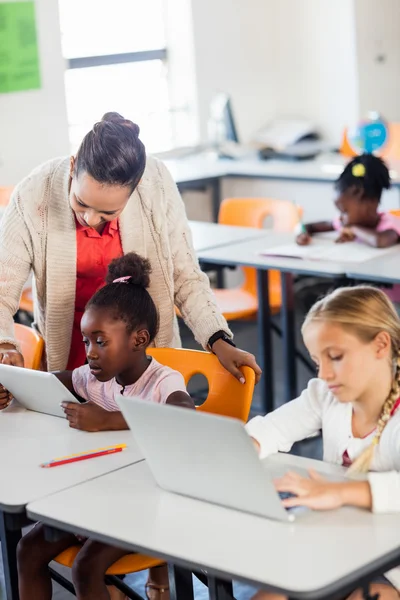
[0,112,261,384]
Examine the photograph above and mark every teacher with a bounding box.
[0,112,261,382]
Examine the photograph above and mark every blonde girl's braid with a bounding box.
[348,353,400,474]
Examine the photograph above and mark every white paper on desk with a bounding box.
[259,238,400,263]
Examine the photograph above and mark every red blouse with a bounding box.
[67,218,123,370]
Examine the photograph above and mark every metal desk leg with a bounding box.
[168,564,194,600]
[210,178,221,223]
[280,272,297,403]
[208,575,235,599]
[0,510,22,600]
[257,269,274,413]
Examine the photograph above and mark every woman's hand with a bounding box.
[274,470,346,511]
[0,345,24,368]
[335,227,356,243]
[212,340,262,384]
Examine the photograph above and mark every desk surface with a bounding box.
[165,153,400,186]
[0,404,143,512]
[197,232,350,278]
[347,253,400,285]
[27,453,400,599]
[189,220,269,251]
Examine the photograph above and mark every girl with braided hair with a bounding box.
[247,285,400,600]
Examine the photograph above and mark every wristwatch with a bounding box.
[207,330,236,353]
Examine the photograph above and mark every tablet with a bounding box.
[0,364,81,418]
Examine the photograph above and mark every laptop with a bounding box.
[116,397,347,522]
[0,364,81,419]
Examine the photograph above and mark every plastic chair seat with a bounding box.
[213,288,258,319]
[55,545,164,575]
[19,288,33,314]
[213,276,283,319]
[14,323,44,370]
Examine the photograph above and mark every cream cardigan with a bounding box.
[0,156,231,371]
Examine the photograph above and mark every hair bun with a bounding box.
[106,252,151,289]
[100,112,140,137]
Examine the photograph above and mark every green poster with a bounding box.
[0,1,40,93]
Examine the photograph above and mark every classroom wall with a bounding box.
[187,0,361,147]
[0,0,69,185]
[354,0,400,122]
[189,0,277,144]
[268,0,359,146]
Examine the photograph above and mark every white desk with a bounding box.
[0,404,143,600]
[346,253,400,286]
[188,220,269,252]
[27,453,400,600]
[0,404,143,513]
[197,233,352,411]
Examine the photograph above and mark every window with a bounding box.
[58,0,173,153]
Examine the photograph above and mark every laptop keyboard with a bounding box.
[278,491,297,501]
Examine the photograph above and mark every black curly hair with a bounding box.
[87,252,159,342]
[335,154,391,201]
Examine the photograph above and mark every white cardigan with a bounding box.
[246,378,400,515]
[0,156,231,371]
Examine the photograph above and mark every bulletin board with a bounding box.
[0,1,40,93]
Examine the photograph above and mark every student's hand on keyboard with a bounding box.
[61,400,108,432]
[274,469,345,511]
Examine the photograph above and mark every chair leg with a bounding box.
[106,575,144,600]
[48,566,77,595]
[168,564,194,600]
[207,575,235,600]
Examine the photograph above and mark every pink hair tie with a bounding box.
[112,276,131,284]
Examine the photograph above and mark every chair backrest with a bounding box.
[14,324,44,370]
[218,198,300,298]
[147,347,255,421]
[0,186,14,207]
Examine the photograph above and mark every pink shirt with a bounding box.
[72,358,187,411]
[333,212,400,236]
[333,212,400,303]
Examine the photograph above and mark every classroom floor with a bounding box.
[0,314,321,599]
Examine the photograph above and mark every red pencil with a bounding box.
[40,447,124,468]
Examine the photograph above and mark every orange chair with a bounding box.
[0,186,13,207]
[53,348,255,598]
[19,287,34,314]
[0,187,34,318]
[213,198,300,320]
[14,323,44,370]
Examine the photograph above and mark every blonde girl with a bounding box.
[247,286,400,600]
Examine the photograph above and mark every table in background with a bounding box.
[0,404,143,600]
[167,153,400,221]
[27,453,400,600]
[197,233,352,411]
[188,220,270,252]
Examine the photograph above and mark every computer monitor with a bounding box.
[208,93,239,144]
